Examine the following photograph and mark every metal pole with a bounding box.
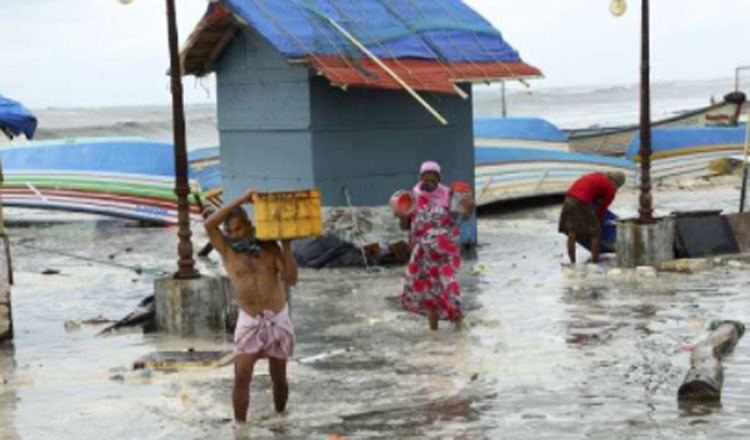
[740,109,750,212]
[166,0,199,279]
[736,66,750,93]
[638,0,654,224]
[501,81,508,118]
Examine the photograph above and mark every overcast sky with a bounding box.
[1,0,748,108]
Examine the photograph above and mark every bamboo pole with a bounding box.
[322,15,449,126]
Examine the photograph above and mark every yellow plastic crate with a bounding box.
[254,189,323,241]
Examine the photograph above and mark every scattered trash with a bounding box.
[680,346,695,353]
[180,390,193,405]
[133,350,234,370]
[41,269,61,276]
[471,265,492,276]
[82,316,114,325]
[607,268,623,277]
[296,347,354,365]
[506,277,521,286]
[727,260,743,269]
[470,373,479,381]
[635,266,657,278]
[658,258,711,274]
[63,319,82,331]
[110,374,125,382]
[138,367,153,379]
[100,296,156,334]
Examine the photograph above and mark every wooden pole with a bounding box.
[678,321,745,402]
[166,0,199,279]
[322,15,449,126]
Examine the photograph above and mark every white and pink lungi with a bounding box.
[234,305,295,360]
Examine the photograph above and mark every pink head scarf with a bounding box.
[413,161,450,208]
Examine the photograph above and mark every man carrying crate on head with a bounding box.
[204,188,298,423]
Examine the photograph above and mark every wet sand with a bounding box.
[1,184,750,439]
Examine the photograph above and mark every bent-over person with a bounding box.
[559,172,626,264]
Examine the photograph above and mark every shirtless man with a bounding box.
[204,188,298,423]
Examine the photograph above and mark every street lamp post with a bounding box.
[119,0,199,279]
[165,0,200,279]
[637,0,654,223]
[611,0,654,224]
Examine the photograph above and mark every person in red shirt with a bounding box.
[559,172,626,263]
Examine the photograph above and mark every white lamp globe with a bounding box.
[610,0,628,17]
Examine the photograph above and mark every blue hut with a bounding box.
[181,0,540,212]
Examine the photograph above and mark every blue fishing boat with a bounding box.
[474,118,634,206]
[1,138,221,224]
[627,126,748,182]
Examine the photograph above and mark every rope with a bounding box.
[289,0,372,85]
[374,0,467,96]
[427,0,524,84]
[245,0,349,85]
[333,0,433,92]
[13,242,172,277]
[397,0,491,79]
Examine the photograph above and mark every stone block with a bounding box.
[154,276,238,337]
[0,283,11,343]
[616,218,676,268]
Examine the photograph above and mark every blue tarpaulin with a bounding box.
[0,94,37,140]
[220,0,522,63]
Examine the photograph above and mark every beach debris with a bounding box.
[41,269,60,276]
[635,266,657,278]
[471,265,492,276]
[64,315,115,332]
[658,258,711,274]
[678,320,745,402]
[726,260,743,269]
[133,350,234,370]
[82,315,115,325]
[63,319,82,331]
[295,347,354,365]
[100,295,155,334]
[138,367,153,379]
